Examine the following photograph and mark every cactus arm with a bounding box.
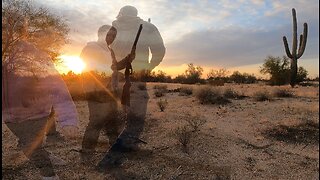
[297,23,308,59]
[292,8,298,57]
[298,34,303,52]
[283,36,293,58]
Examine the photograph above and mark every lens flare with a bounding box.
[60,55,86,74]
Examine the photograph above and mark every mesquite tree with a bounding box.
[282,8,308,87]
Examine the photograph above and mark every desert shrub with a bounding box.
[167,87,181,93]
[208,79,225,86]
[299,81,319,87]
[173,74,187,84]
[174,126,192,153]
[153,84,168,97]
[171,63,205,84]
[207,68,229,84]
[154,89,165,97]
[132,69,154,82]
[153,84,168,91]
[230,71,257,84]
[137,83,147,90]
[313,76,319,82]
[179,87,193,96]
[260,56,290,85]
[273,88,294,97]
[254,91,272,101]
[223,88,245,99]
[260,56,309,86]
[154,70,172,83]
[196,86,231,105]
[157,99,168,112]
[184,63,204,84]
[296,67,308,84]
[264,121,319,145]
[185,115,206,132]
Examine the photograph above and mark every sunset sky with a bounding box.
[35,0,319,78]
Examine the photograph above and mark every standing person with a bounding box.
[80,25,120,160]
[97,5,166,171]
[80,25,114,76]
[111,5,165,72]
[2,40,79,180]
[80,25,135,163]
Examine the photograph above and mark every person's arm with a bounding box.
[148,25,166,70]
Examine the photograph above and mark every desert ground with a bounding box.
[2,82,319,180]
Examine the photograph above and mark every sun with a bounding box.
[59,55,86,74]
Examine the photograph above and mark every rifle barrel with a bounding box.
[131,24,143,54]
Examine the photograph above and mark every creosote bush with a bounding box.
[196,86,231,105]
[254,91,272,101]
[157,99,168,112]
[223,88,245,99]
[273,88,294,97]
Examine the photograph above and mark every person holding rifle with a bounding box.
[97,5,165,171]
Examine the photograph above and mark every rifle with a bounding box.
[121,24,143,107]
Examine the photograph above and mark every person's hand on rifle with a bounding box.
[125,51,135,63]
[114,52,136,70]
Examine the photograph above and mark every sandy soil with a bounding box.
[2,83,319,180]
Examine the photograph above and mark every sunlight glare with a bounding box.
[60,55,86,74]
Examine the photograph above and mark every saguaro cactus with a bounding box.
[283,8,308,87]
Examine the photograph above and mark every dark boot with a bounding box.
[96,151,124,172]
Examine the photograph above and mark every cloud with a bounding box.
[163,20,319,68]
[34,0,318,72]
